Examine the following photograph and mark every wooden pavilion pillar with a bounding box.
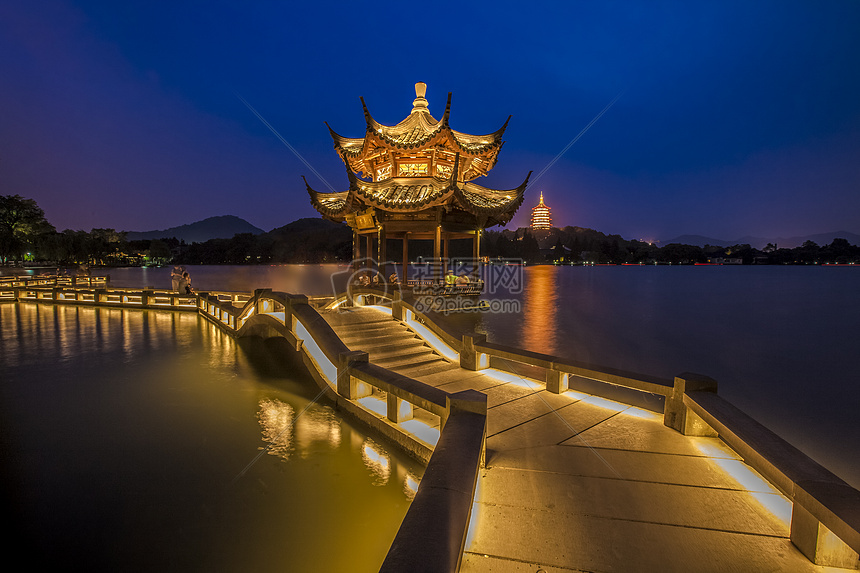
[365,235,373,270]
[352,229,360,272]
[434,225,442,283]
[378,226,387,279]
[401,233,410,284]
[443,236,450,275]
[473,228,482,280]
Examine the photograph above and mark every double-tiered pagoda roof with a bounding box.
[306,83,530,229]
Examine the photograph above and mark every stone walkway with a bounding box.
[325,307,823,572]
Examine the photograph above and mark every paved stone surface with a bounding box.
[325,307,822,572]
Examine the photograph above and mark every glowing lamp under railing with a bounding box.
[357,396,387,417]
[693,439,792,527]
[399,419,440,446]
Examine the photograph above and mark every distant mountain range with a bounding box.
[124,215,265,243]
[659,231,860,249]
[123,214,859,252]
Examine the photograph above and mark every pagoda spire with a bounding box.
[411,82,429,114]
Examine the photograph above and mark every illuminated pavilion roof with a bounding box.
[306,83,530,228]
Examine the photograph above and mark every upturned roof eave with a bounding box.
[304,175,351,219]
[328,95,510,160]
[452,170,532,220]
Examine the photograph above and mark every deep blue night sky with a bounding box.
[2,0,859,242]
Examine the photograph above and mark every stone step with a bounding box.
[337,324,407,339]
[340,332,415,347]
[391,360,459,377]
[326,316,394,329]
[335,317,397,329]
[358,338,427,354]
[375,355,446,370]
[372,347,439,364]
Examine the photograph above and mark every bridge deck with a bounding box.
[324,307,821,572]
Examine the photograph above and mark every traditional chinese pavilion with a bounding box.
[305,82,530,282]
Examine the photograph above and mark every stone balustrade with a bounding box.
[5,285,197,309]
[0,274,109,288]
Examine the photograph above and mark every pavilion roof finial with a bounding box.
[411,81,429,114]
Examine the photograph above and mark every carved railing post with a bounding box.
[392,289,404,321]
[387,393,414,423]
[460,333,488,371]
[337,350,368,399]
[664,372,718,435]
[546,368,569,394]
[284,293,308,330]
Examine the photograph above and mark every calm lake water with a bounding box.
[469,264,860,489]
[3,262,858,569]
[100,263,860,489]
[0,297,423,572]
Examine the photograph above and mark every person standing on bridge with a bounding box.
[171,265,185,292]
[182,271,193,294]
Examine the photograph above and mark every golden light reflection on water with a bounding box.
[2,299,425,571]
[296,405,342,456]
[252,398,424,500]
[199,320,238,370]
[404,473,419,499]
[522,265,559,355]
[254,400,422,494]
[257,398,295,458]
[1,303,204,366]
[362,438,392,485]
[256,398,345,461]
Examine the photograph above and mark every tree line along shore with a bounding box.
[3,194,858,267]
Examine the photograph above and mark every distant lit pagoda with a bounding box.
[530,192,552,230]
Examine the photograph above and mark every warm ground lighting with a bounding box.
[693,439,793,527]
